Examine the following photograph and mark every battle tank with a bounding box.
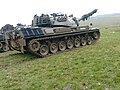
[5,9,100,56]
[0,24,14,52]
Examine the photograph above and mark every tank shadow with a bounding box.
[0,52,41,68]
[11,52,40,59]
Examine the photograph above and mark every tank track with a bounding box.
[25,30,100,57]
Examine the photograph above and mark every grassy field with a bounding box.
[0,27,120,90]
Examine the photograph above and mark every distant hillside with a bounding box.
[80,13,120,27]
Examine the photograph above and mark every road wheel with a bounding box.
[87,36,93,45]
[3,45,9,52]
[67,39,74,49]
[81,37,87,46]
[74,37,80,47]
[50,42,58,54]
[28,39,40,52]
[0,42,3,49]
[39,44,49,56]
[59,41,66,51]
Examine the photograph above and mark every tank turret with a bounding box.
[32,9,98,27]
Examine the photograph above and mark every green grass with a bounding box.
[0,27,120,90]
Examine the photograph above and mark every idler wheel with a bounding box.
[39,44,49,56]
[87,36,93,45]
[67,39,74,49]
[50,43,58,53]
[93,32,100,40]
[74,37,80,47]
[59,41,66,51]
[28,40,40,52]
[81,37,87,46]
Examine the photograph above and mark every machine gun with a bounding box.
[50,13,64,17]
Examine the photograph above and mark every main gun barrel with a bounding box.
[79,9,98,21]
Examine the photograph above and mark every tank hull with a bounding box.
[5,26,100,56]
